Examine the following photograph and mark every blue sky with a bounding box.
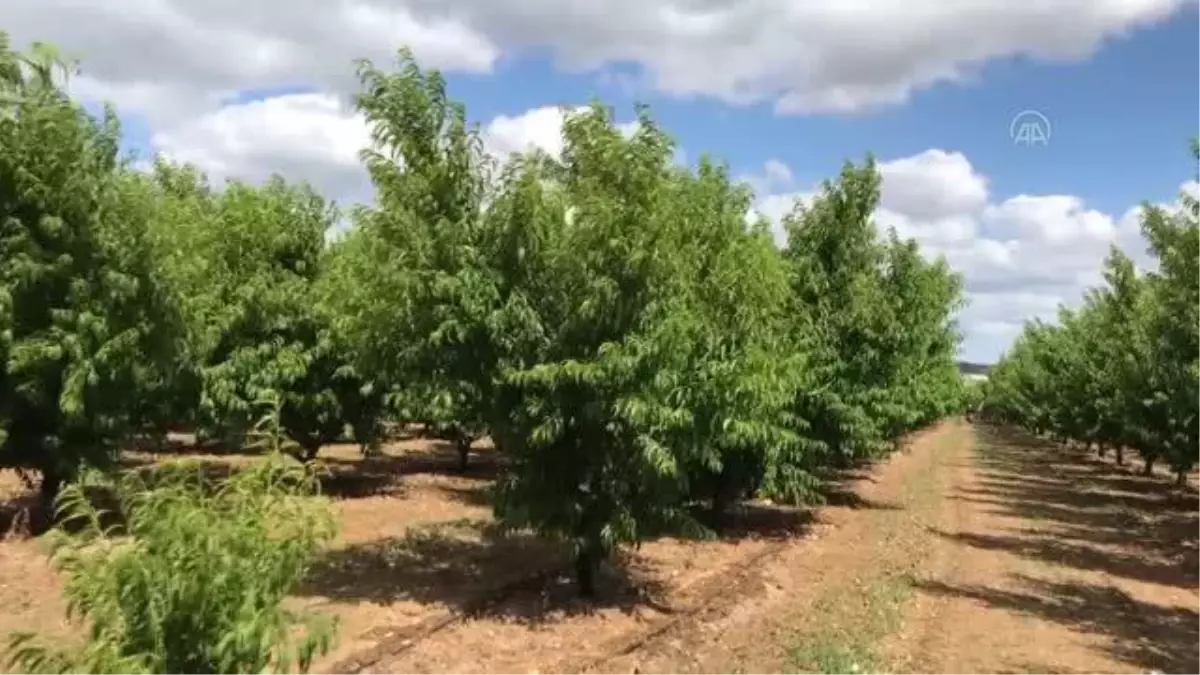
[444,7,1198,212]
[10,0,1199,363]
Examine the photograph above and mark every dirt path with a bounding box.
[591,419,971,674]
[621,421,1198,675]
[893,425,1199,674]
[350,420,970,674]
[4,422,1195,674]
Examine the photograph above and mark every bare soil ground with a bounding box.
[0,422,1196,674]
[893,425,1199,675]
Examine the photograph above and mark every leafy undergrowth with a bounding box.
[4,451,337,674]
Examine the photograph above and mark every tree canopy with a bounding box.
[3,36,973,600]
[983,145,1199,485]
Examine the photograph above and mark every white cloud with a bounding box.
[878,150,988,220]
[6,0,1191,124]
[123,78,1190,363]
[152,93,371,202]
[8,0,500,126]
[145,96,644,220]
[7,0,1182,364]
[745,190,816,237]
[761,160,794,191]
[481,105,595,159]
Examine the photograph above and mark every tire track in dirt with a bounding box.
[890,424,1199,674]
[550,539,794,674]
[330,565,566,673]
[329,422,960,674]
[330,528,797,673]
[324,523,796,673]
[577,421,966,674]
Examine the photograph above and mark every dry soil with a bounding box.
[0,422,1195,674]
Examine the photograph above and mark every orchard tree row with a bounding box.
[1,37,972,597]
[983,147,1199,485]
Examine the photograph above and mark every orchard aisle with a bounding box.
[350,421,967,674]
[567,420,973,674]
[889,425,1199,675]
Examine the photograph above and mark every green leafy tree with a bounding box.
[345,50,498,469]
[1091,249,1149,466]
[985,144,1199,484]
[781,159,966,468]
[336,56,970,576]
[662,159,812,524]
[876,233,967,439]
[0,35,182,509]
[145,166,361,461]
[316,226,396,455]
[488,106,704,595]
[1139,175,1199,482]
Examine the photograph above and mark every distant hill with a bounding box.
[957,361,992,376]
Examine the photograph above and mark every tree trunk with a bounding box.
[1176,469,1188,487]
[153,426,170,452]
[35,469,65,535]
[354,418,381,457]
[1143,457,1155,476]
[39,470,63,514]
[1096,444,1106,458]
[289,435,322,463]
[830,443,851,470]
[359,436,381,458]
[1116,447,1125,466]
[419,420,435,438]
[710,474,731,534]
[574,546,599,598]
[456,437,472,472]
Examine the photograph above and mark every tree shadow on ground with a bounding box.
[434,457,900,545]
[298,519,669,626]
[955,425,1200,562]
[317,463,408,499]
[6,454,406,538]
[435,482,493,508]
[127,458,404,500]
[436,488,830,547]
[5,439,497,537]
[321,441,508,483]
[691,487,902,543]
[914,575,1199,674]
[694,502,815,541]
[0,456,398,529]
[930,424,1199,671]
[2,482,138,539]
[929,527,1197,590]
[821,487,903,511]
[296,431,926,658]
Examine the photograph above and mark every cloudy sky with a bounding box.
[5,0,1198,363]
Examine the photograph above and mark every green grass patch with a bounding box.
[785,426,962,673]
[787,573,915,674]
